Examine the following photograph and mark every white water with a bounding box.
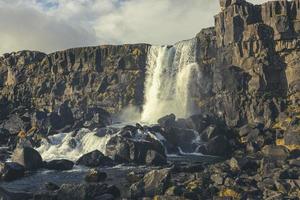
[36,126,167,161]
[141,38,201,123]
[36,128,114,161]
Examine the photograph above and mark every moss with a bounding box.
[219,188,241,199]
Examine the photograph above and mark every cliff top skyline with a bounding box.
[0,0,268,55]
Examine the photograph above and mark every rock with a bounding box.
[0,162,25,181]
[130,168,171,198]
[45,182,60,191]
[33,192,58,200]
[0,113,29,135]
[106,134,165,164]
[76,150,114,167]
[158,114,176,131]
[197,135,232,157]
[57,183,120,200]
[262,145,290,160]
[11,146,43,170]
[45,159,74,171]
[145,150,167,166]
[85,168,107,182]
[83,107,112,129]
[164,186,184,196]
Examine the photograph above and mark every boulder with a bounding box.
[197,135,232,157]
[0,113,29,135]
[83,107,112,129]
[106,135,165,164]
[262,145,290,160]
[85,168,107,182]
[158,114,176,131]
[130,168,171,198]
[57,183,120,200]
[76,150,114,167]
[45,159,74,171]
[0,162,25,181]
[11,146,43,170]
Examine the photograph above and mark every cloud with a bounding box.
[0,0,270,55]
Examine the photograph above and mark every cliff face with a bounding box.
[0,44,149,115]
[194,0,300,127]
[1,0,300,128]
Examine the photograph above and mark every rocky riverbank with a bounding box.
[1,0,300,199]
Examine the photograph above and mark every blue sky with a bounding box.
[0,0,269,54]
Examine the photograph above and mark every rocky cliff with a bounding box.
[1,0,300,129]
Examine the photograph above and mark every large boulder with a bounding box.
[0,162,25,181]
[130,168,171,198]
[262,145,290,160]
[196,135,232,157]
[106,134,165,164]
[45,159,74,171]
[0,113,29,135]
[11,146,43,170]
[76,150,114,167]
[145,150,167,166]
[82,107,112,129]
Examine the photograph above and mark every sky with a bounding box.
[0,0,269,55]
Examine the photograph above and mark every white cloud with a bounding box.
[0,0,270,55]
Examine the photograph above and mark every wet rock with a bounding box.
[45,182,60,191]
[158,114,176,131]
[45,159,74,171]
[106,135,165,164]
[82,107,112,129]
[76,150,114,167]
[85,168,107,182]
[57,183,120,200]
[145,150,167,166]
[130,168,171,198]
[0,162,25,181]
[33,192,58,200]
[94,194,114,200]
[11,146,43,170]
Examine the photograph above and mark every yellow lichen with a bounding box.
[186,180,201,191]
[219,189,241,199]
[276,138,300,151]
[132,48,142,57]
[18,130,27,138]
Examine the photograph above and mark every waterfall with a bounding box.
[141,38,200,123]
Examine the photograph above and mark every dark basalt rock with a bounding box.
[105,134,166,164]
[11,146,43,170]
[0,162,25,181]
[130,168,171,198]
[45,159,74,171]
[76,150,114,167]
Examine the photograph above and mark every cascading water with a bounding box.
[141,38,201,123]
[36,38,203,160]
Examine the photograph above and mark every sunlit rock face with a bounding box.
[0,0,300,128]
